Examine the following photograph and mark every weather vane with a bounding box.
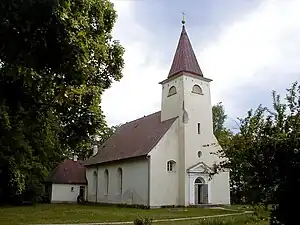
[182,11,186,25]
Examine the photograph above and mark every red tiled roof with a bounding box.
[45,160,87,184]
[84,111,177,166]
[168,25,203,78]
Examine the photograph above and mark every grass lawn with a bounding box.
[0,204,244,225]
[155,214,269,225]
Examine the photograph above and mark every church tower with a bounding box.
[160,20,230,206]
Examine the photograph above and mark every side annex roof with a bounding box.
[45,159,87,185]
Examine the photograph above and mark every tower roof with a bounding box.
[168,25,203,78]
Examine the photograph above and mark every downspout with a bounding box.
[93,141,99,203]
[147,155,151,208]
[96,166,99,203]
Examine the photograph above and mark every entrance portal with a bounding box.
[194,177,208,204]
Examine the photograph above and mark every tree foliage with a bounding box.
[212,102,227,136]
[77,124,121,159]
[212,102,233,148]
[98,124,121,145]
[214,82,300,225]
[0,0,124,204]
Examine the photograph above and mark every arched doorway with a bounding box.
[194,177,207,204]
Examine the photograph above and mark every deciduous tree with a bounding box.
[214,82,300,225]
[0,0,124,203]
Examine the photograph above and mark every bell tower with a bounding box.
[160,18,229,206]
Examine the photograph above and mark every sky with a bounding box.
[102,0,300,130]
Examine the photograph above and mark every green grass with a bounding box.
[156,214,269,225]
[0,204,241,225]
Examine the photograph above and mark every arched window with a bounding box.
[168,86,177,96]
[195,177,205,184]
[167,160,176,172]
[117,168,123,195]
[192,84,203,95]
[104,169,109,195]
[93,171,97,195]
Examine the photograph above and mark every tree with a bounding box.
[98,124,121,145]
[0,0,124,203]
[77,124,122,160]
[212,102,233,148]
[212,102,227,136]
[214,82,300,224]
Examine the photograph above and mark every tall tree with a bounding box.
[212,102,227,136]
[77,124,122,160]
[212,102,233,147]
[0,0,124,203]
[214,82,300,225]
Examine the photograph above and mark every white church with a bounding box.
[84,22,230,207]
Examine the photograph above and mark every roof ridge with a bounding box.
[123,111,161,125]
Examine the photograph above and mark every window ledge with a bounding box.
[191,91,203,95]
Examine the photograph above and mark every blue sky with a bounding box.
[102,0,300,129]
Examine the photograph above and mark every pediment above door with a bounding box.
[186,162,213,174]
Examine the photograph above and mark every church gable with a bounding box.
[187,162,213,174]
[84,111,177,166]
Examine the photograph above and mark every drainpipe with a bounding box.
[146,155,151,208]
[93,141,99,203]
[96,166,99,203]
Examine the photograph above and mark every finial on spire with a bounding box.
[181,12,186,25]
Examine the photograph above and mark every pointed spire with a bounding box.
[168,19,203,78]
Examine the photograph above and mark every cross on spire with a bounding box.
[182,12,186,25]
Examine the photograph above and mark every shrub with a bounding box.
[133,217,153,225]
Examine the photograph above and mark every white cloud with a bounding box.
[103,0,300,126]
[102,0,166,125]
[199,0,300,116]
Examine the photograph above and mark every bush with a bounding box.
[133,217,153,225]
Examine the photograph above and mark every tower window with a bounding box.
[197,123,201,134]
[168,86,177,96]
[192,84,203,95]
[197,151,202,158]
[167,160,176,172]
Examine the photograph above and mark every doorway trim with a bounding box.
[187,162,212,205]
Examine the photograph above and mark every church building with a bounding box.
[84,22,231,207]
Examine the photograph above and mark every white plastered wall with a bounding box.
[51,184,86,203]
[86,158,149,206]
[148,119,179,207]
[160,73,230,206]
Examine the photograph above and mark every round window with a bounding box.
[197,151,202,158]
